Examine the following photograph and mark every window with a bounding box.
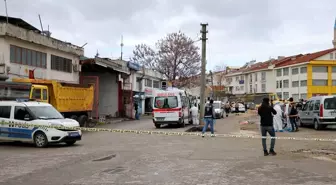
[292,81,299,87]
[283,68,289,76]
[312,66,328,73]
[330,53,333,60]
[236,77,239,81]
[153,81,160,88]
[314,100,320,110]
[29,106,64,119]
[324,97,336,110]
[32,88,41,100]
[276,92,282,99]
[254,84,257,93]
[312,80,328,86]
[283,92,289,99]
[27,50,32,66]
[145,79,152,87]
[249,74,252,83]
[308,101,314,111]
[254,73,258,81]
[261,84,266,92]
[154,96,178,108]
[261,72,266,81]
[283,80,289,88]
[291,68,299,75]
[51,55,72,73]
[10,45,15,63]
[292,94,299,102]
[249,85,252,93]
[302,101,309,111]
[14,106,31,120]
[42,89,48,100]
[300,93,307,100]
[276,69,282,76]
[332,66,336,73]
[276,81,279,89]
[300,67,307,73]
[240,86,244,91]
[0,106,11,118]
[300,80,307,87]
[333,80,336,86]
[9,45,47,68]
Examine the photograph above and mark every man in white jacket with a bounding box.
[190,103,199,125]
[273,103,283,132]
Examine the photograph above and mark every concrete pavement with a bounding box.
[0,114,336,185]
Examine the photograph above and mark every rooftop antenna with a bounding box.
[4,0,9,23]
[38,14,51,37]
[120,35,124,60]
[38,14,44,31]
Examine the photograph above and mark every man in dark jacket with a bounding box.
[258,97,277,156]
[201,99,216,137]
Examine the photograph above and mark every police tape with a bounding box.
[1,121,336,142]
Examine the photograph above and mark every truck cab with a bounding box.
[31,84,49,103]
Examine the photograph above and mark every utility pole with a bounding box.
[4,0,9,23]
[210,70,214,99]
[199,23,208,126]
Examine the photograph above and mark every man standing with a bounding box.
[225,101,231,117]
[201,99,215,137]
[288,102,299,132]
[190,103,199,125]
[258,98,277,156]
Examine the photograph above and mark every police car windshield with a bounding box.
[212,103,221,109]
[154,96,178,108]
[28,106,64,119]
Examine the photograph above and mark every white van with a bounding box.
[0,100,82,147]
[298,95,336,130]
[152,89,192,128]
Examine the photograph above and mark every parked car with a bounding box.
[213,101,224,118]
[231,103,246,113]
[298,95,336,130]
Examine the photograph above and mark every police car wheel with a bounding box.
[65,141,76,146]
[34,132,48,148]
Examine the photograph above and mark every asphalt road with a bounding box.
[0,115,336,185]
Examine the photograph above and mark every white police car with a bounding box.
[0,100,82,147]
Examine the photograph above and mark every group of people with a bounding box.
[272,98,300,133]
[258,97,299,156]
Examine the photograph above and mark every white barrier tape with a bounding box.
[0,121,336,142]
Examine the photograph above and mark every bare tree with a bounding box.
[131,31,201,83]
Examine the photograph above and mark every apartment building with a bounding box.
[275,48,336,101]
[0,16,83,83]
[223,68,246,95]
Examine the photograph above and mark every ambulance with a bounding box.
[152,88,192,128]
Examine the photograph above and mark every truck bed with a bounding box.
[49,81,94,113]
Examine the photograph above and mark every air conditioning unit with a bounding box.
[73,64,81,72]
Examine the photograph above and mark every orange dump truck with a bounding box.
[11,78,94,127]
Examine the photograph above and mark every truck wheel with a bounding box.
[70,115,78,121]
[78,115,88,127]
[34,131,48,148]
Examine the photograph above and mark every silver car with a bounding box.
[298,95,336,130]
[213,101,224,119]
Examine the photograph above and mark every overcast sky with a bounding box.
[1,0,335,70]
